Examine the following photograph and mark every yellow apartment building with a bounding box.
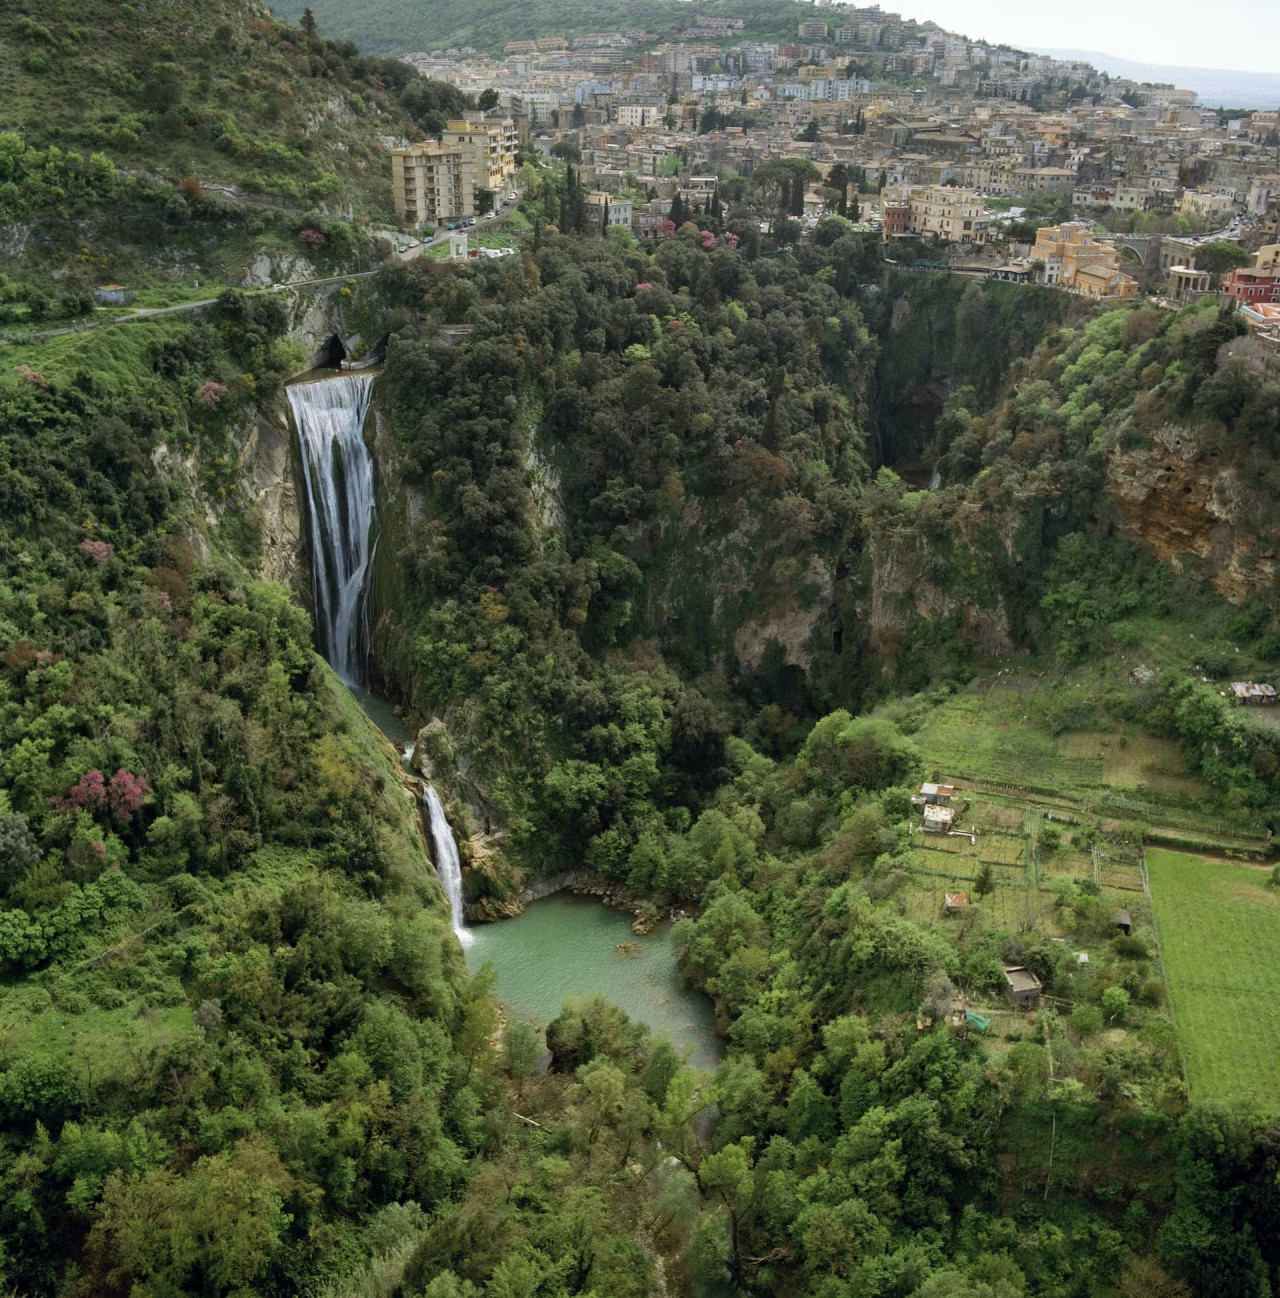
[441,116,519,194]
[391,143,479,228]
[883,185,990,244]
[391,116,518,228]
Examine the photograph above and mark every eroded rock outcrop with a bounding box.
[1107,423,1278,601]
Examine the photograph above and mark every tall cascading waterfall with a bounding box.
[422,784,474,947]
[287,374,378,686]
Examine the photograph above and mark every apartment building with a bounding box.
[392,116,518,228]
[1032,222,1138,299]
[441,116,519,195]
[617,103,666,128]
[1178,187,1236,223]
[883,185,989,244]
[1222,246,1280,306]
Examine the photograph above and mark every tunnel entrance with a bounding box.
[320,334,348,369]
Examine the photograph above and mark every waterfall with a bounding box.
[928,462,942,491]
[423,784,474,948]
[288,374,378,686]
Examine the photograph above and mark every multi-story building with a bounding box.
[391,143,477,228]
[1222,246,1280,305]
[1178,187,1237,223]
[617,103,667,128]
[882,185,989,244]
[392,115,519,228]
[1032,222,1138,298]
[584,192,634,234]
[441,116,519,196]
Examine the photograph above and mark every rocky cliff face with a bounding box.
[238,406,310,603]
[1107,423,1279,601]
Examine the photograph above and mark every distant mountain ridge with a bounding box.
[1039,48,1280,109]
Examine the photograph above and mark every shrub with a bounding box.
[1072,1004,1104,1036]
[1101,986,1131,1022]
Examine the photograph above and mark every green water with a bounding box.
[349,688,721,1072]
[467,895,722,1073]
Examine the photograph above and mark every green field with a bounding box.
[1148,848,1280,1108]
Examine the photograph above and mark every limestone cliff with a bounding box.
[1106,423,1279,601]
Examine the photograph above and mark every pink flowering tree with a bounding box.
[106,769,149,818]
[79,539,115,564]
[723,231,739,250]
[197,380,228,406]
[298,228,326,249]
[699,229,716,250]
[52,768,149,820]
[635,282,654,293]
[659,220,676,240]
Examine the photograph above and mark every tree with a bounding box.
[1102,986,1131,1022]
[974,863,995,899]
[478,88,499,112]
[0,813,40,885]
[475,188,495,216]
[1193,240,1251,280]
[502,1020,539,1096]
[800,119,820,143]
[300,7,318,39]
[550,140,581,165]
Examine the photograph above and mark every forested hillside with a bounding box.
[0,0,469,319]
[269,0,827,56]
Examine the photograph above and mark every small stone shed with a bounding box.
[1001,963,1043,1009]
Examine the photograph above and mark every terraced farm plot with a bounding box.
[1147,848,1280,1108]
[912,689,1103,790]
[1058,731,1206,800]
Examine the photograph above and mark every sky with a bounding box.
[888,0,1280,75]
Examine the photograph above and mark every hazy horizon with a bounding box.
[889,0,1279,77]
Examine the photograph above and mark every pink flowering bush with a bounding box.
[635,282,654,293]
[723,232,739,249]
[79,539,115,564]
[699,229,716,250]
[197,380,228,406]
[298,227,326,249]
[51,768,150,820]
[659,219,676,240]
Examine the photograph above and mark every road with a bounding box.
[0,270,381,347]
[3,207,521,347]
[375,203,517,261]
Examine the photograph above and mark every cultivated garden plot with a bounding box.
[1147,848,1280,1108]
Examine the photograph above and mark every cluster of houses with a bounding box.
[390,5,1279,330]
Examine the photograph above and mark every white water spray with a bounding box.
[423,784,473,947]
[288,375,378,685]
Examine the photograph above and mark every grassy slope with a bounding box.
[269,0,827,54]
[1148,848,1280,1107]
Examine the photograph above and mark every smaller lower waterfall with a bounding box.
[422,785,474,948]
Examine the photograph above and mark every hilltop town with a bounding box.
[388,6,1279,337]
